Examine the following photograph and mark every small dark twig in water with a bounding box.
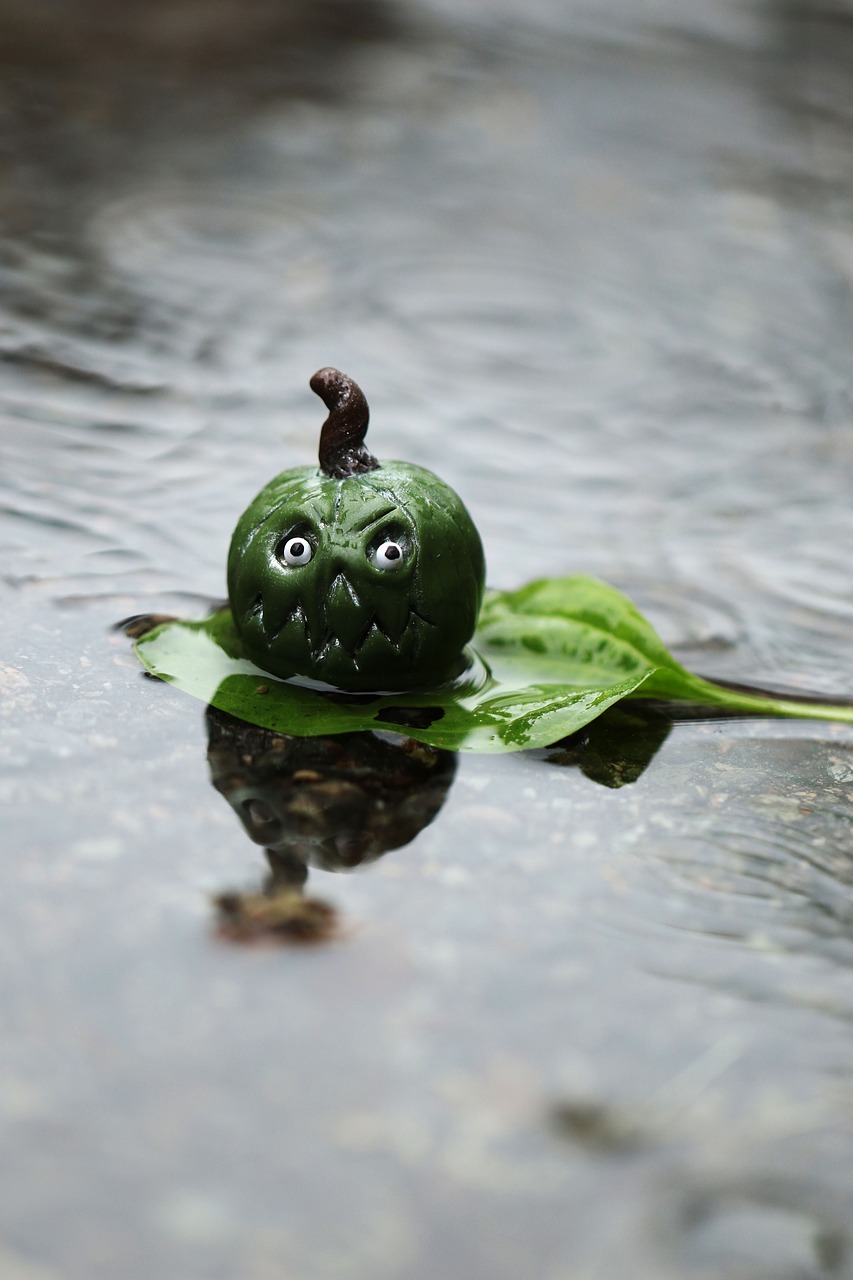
[115,614,178,639]
[311,367,379,478]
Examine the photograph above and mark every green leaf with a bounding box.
[133,575,853,753]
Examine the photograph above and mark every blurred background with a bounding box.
[1,1,852,1276]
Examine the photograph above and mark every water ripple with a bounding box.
[615,728,853,1014]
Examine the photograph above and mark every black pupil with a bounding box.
[384,544,400,561]
[290,541,305,558]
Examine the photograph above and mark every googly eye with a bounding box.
[375,540,405,571]
[281,536,313,567]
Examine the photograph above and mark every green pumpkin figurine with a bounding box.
[227,369,486,692]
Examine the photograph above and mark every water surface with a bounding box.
[1,1,852,1276]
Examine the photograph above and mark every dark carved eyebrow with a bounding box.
[243,499,324,545]
[354,504,398,534]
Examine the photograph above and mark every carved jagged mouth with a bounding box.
[248,584,435,669]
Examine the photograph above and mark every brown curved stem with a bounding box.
[311,368,379,478]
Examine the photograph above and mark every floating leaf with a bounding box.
[133,575,853,753]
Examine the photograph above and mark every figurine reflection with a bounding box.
[206,707,457,942]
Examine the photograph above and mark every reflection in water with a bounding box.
[206,706,457,941]
[206,706,458,872]
[544,704,671,788]
[203,699,680,940]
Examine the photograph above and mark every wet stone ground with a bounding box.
[1,0,853,1276]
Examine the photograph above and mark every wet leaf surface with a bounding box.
[134,576,853,752]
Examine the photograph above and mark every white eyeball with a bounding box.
[281,536,313,566]
[375,540,405,571]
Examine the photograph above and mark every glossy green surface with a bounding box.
[136,576,853,753]
[227,461,485,692]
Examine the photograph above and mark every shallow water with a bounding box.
[1,0,853,1276]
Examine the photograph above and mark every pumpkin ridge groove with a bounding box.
[265,600,308,645]
[409,605,438,629]
[353,613,403,656]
